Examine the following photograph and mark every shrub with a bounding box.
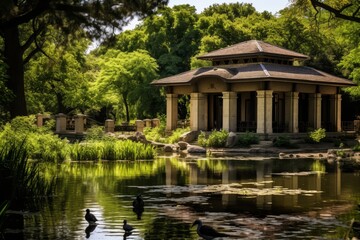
[167,127,190,144]
[306,128,326,143]
[238,131,259,147]
[197,131,207,147]
[272,135,297,148]
[85,125,115,141]
[197,130,228,148]
[353,144,360,152]
[0,116,69,162]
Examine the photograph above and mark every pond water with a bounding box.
[22,157,360,239]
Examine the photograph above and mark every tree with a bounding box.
[291,0,360,23]
[25,30,92,114]
[143,4,200,77]
[339,45,360,97]
[94,50,159,122]
[0,0,168,119]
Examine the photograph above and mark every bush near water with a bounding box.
[0,116,155,162]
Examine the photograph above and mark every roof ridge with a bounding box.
[260,63,270,77]
[255,40,263,52]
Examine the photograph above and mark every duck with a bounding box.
[123,219,134,233]
[85,209,98,225]
[192,219,229,240]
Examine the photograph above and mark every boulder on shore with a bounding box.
[187,145,206,154]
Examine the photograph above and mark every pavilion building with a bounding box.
[151,40,355,135]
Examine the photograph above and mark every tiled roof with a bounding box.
[197,40,309,61]
[151,63,355,87]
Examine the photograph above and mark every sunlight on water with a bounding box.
[20,158,360,239]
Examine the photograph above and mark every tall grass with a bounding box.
[0,141,55,211]
[70,140,155,161]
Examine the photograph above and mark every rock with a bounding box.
[179,131,198,143]
[187,145,206,154]
[225,132,237,148]
[177,141,189,150]
[164,144,174,152]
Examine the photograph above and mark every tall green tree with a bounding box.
[26,30,92,114]
[143,4,200,77]
[0,0,168,119]
[94,50,159,122]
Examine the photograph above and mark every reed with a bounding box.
[70,140,156,161]
[0,141,55,211]
[70,141,102,160]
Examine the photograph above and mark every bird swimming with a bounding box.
[85,209,98,225]
[123,219,134,233]
[192,219,229,240]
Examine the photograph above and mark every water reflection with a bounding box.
[21,158,360,239]
[85,224,97,238]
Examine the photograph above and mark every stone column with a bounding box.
[222,92,237,132]
[74,114,86,134]
[166,94,178,131]
[105,119,115,133]
[144,119,152,128]
[330,94,342,132]
[190,93,207,131]
[256,90,273,134]
[135,120,145,132]
[308,93,321,129]
[36,113,43,127]
[285,92,299,133]
[55,113,67,133]
[152,118,160,128]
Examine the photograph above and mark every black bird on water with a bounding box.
[192,219,229,240]
[85,209,98,225]
[123,219,134,233]
[133,194,144,220]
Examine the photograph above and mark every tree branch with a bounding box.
[21,19,45,52]
[310,0,360,23]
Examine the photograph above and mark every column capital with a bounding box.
[222,91,237,99]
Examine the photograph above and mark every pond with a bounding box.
[22,157,360,239]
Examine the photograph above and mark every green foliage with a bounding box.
[70,140,155,161]
[237,132,259,147]
[352,144,360,152]
[197,131,207,147]
[0,116,69,162]
[197,130,228,148]
[306,128,326,143]
[272,135,297,148]
[167,127,190,144]
[26,31,92,114]
[93,49,159,122]
[340,45,360,98]
[0,141,55,210]
[85,125,114,141]
[144,125,189,144]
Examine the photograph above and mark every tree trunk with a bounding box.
[3,25,27,118]
[56,93,66,113]
[123,94,130,123]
